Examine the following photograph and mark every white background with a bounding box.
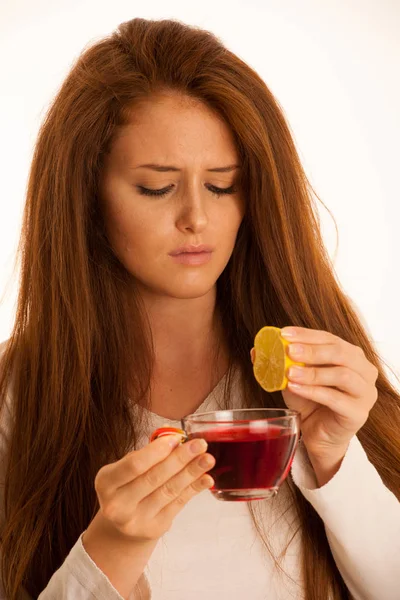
[0,0,399,389]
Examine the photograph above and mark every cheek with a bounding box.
[104,202,169,257]
[217,201,244,242]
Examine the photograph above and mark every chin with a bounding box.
[141,274,217,299]
[164,282,216,300]
[132,267,223,300]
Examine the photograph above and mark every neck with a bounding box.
[135,285,230,418]
[139,285,226,371]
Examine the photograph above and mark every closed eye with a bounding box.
[136,184,237,198]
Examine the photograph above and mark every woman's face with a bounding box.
[99,92,244,300]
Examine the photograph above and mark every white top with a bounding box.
[1,338,399,600]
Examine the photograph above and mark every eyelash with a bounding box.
[136,184,237,198]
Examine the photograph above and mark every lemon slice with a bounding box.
[253,326,305,392]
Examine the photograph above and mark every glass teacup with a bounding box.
[151,408,300,501]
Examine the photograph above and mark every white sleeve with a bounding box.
[290,435,400,600]
[37,535,150,600]
[0,339,149,600]
[1,529,148,600]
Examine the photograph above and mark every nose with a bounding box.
[175,184,209,234]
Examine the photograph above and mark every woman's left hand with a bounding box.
[253,327,380,485]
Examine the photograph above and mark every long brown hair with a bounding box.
[1,17,399,600]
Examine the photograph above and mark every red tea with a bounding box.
[189,424,298,493]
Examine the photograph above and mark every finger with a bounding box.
[287,381,371,423]
[282,328,378,376]
[158,475,215,523]
[116,438,211,508]
[287,365,368,398]
[140,450,216,516]
[287,342,370,381]
[281,327,338,344]
[96,435,182,496]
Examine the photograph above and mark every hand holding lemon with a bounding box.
[251,325,379,486]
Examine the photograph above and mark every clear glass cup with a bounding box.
[181,408,300,501]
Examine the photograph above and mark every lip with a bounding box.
[169,244,214,256]
[170,251,213,265]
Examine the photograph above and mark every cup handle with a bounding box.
[149,426,187,444]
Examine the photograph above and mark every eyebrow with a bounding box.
[133,163,241,173]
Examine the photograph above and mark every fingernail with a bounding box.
[201,475,214,488]
[199,454,214,468]
[281,328,297,338]
[167,435,183,448]
[288,382,303,390]
[190,438,207,453]
[290,344,304,356]
[288,366,305,379]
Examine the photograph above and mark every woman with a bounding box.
[0,16,399,600]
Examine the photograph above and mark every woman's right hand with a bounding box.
[93,434,216,542]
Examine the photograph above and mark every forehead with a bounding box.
[109,93,239,169]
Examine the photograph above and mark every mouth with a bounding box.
[169,249,213,265]
[169,244,214,256]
